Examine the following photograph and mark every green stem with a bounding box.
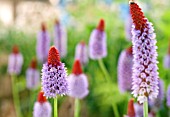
[112,102,119,117]
[54,97,58,117]
[11,74,22,117]
[143,100,148,117]
[74,98,80,117]
[98,59,111,82]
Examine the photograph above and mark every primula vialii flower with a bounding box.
[54,19,67,58]
[67,60,89,99]
[26,59,40,89]
[89,19,107,59]
[130,1,159,104]
[75,41,89,65]
[8,45,23,75]
[33,91,52,117]
[41,46,69,98]
[166,85,170,107]
[118,46,133,93]
[36,22,50,63]
[163,41,170,69]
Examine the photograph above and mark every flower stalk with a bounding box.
[74,98,80,117]
[54,97,58,117]
[143,100,148,117]
[11,74,22,117]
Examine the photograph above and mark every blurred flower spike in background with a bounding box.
[67,59,89,99]
[36,22,50,63]
[7,45,23,75]
[26,58,40,90]
[33,91,52,117]
[89,19,107,60]
[118,46,133,93]
[54,19,67,58]
[75,41,89,66]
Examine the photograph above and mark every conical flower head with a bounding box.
[130,1,159,104]
[89,19,107,59]
[163,41,170,69]
[166,85,170,107]
[67,60,89,99]
[33,91,52,117]
[127,98,135,117]
[36,22,50,63]
[54,19,67,58]
[118,46,133,93]
[7,45,23,75]
[41,46,69,98]
[26,58,40,89]
[75,41,89,65]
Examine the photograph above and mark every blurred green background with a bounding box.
[0,0,170,117]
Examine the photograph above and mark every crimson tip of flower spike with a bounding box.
[38,91,47,103]
[126,46,133,54]
[41,22,46,32]
[129,1,147,30]
[48,46,61,66]
[127,98,135,117]
[97,19,105,31]
[30,58,37,69]
[12,45,19,54]
[72,60,83,75]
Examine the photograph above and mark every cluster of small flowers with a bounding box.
[36,20,67,63]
